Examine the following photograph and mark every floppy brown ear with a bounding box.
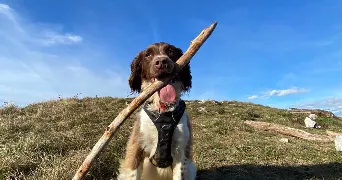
[128,52,143,93]
[175,48,192,92]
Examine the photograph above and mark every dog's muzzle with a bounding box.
[143,100,186,168]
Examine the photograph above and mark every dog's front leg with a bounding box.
[172,157,184,180]
[172,141,196,180]
[117,121,144,180]
[172,156,197,180]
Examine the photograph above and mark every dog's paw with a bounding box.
[117,169,139,180]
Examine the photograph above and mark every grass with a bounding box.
[1,97,342,180]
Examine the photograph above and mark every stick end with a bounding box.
[211,21,218,29]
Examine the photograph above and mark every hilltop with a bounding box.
[1,97,342,180]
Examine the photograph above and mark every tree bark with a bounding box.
[72,22,218,180]
[244,120,334,142]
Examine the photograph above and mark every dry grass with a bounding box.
[1,97,342,180]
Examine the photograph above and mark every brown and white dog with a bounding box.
[117,42,196,180]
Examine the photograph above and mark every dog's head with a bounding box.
[128,42,192,111]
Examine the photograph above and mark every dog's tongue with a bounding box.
[159,84,176,103]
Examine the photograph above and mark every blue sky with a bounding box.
[1,0,342,115]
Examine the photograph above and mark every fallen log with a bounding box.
[244,120,334,142]
[326,130,342,137]
[72,22,218,180]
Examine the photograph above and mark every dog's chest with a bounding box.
[139,109,189,158]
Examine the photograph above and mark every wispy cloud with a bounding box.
[268,87,309,96]
[0,3,129,106]
[248,87,309,100]
[294,97,342,116]
[42,32,82,45]
[0,4,13,16]
[247,95,259,100]
[149,17,160,42]
[1,3,82,46]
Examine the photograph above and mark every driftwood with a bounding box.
[72,22,218,180]
[326,130,342,137]
[244,120,335,142]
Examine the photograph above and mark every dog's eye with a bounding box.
[168,49,174,56]
[145,52,152,57]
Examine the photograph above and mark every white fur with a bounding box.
[155,54,169,59]
[117,166,141,180]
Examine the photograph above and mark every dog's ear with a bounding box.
[175,48,192,92]
[128,52,143,93]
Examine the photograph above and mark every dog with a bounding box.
[117,42,196,180]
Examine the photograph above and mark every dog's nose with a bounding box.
[155,58,168,69]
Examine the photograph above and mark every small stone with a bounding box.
[198,100,206,104]
[280,138,289,143]
[211,100,219,104]
[309,114,318,120]
[304,117,317,128]
[334,136,342,151]
[198,107,207,112]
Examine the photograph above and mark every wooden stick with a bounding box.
[72,22,218,180]
[244,120,334,142]
[326,130,342,137]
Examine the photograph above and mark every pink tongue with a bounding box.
[159,84,176,103]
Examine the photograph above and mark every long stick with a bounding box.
[326,130,342,137]
[244,120,334,142]
[72,22,218,180]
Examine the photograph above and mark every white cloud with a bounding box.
[42,32,83,45]
[0,3,82,47]
[0,4,10,13]
[247,95,258,100]
[248,87,309,100]
[0,3,129,106]
[294,97,342,116]
[268,87,309,96]
[0,4,12,14]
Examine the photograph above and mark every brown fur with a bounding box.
[185,116,193,160]
[121,119,144,170]
[128,42,192,94]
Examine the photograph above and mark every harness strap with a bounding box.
[143,100,186,168]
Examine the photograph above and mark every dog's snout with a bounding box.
[155,58,168,69]
[150,54,175,76]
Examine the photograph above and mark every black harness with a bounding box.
[143,100,186,168]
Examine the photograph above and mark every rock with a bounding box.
[198,107,207,112]
[279,138,289,143]
[198,100,206,104]
[211,100,220,104]
[334,136,342,151]
[304,117,317,128]
[309,114,318,120]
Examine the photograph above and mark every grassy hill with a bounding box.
[1,97,342,180]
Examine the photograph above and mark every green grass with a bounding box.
[1,97,342,180]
